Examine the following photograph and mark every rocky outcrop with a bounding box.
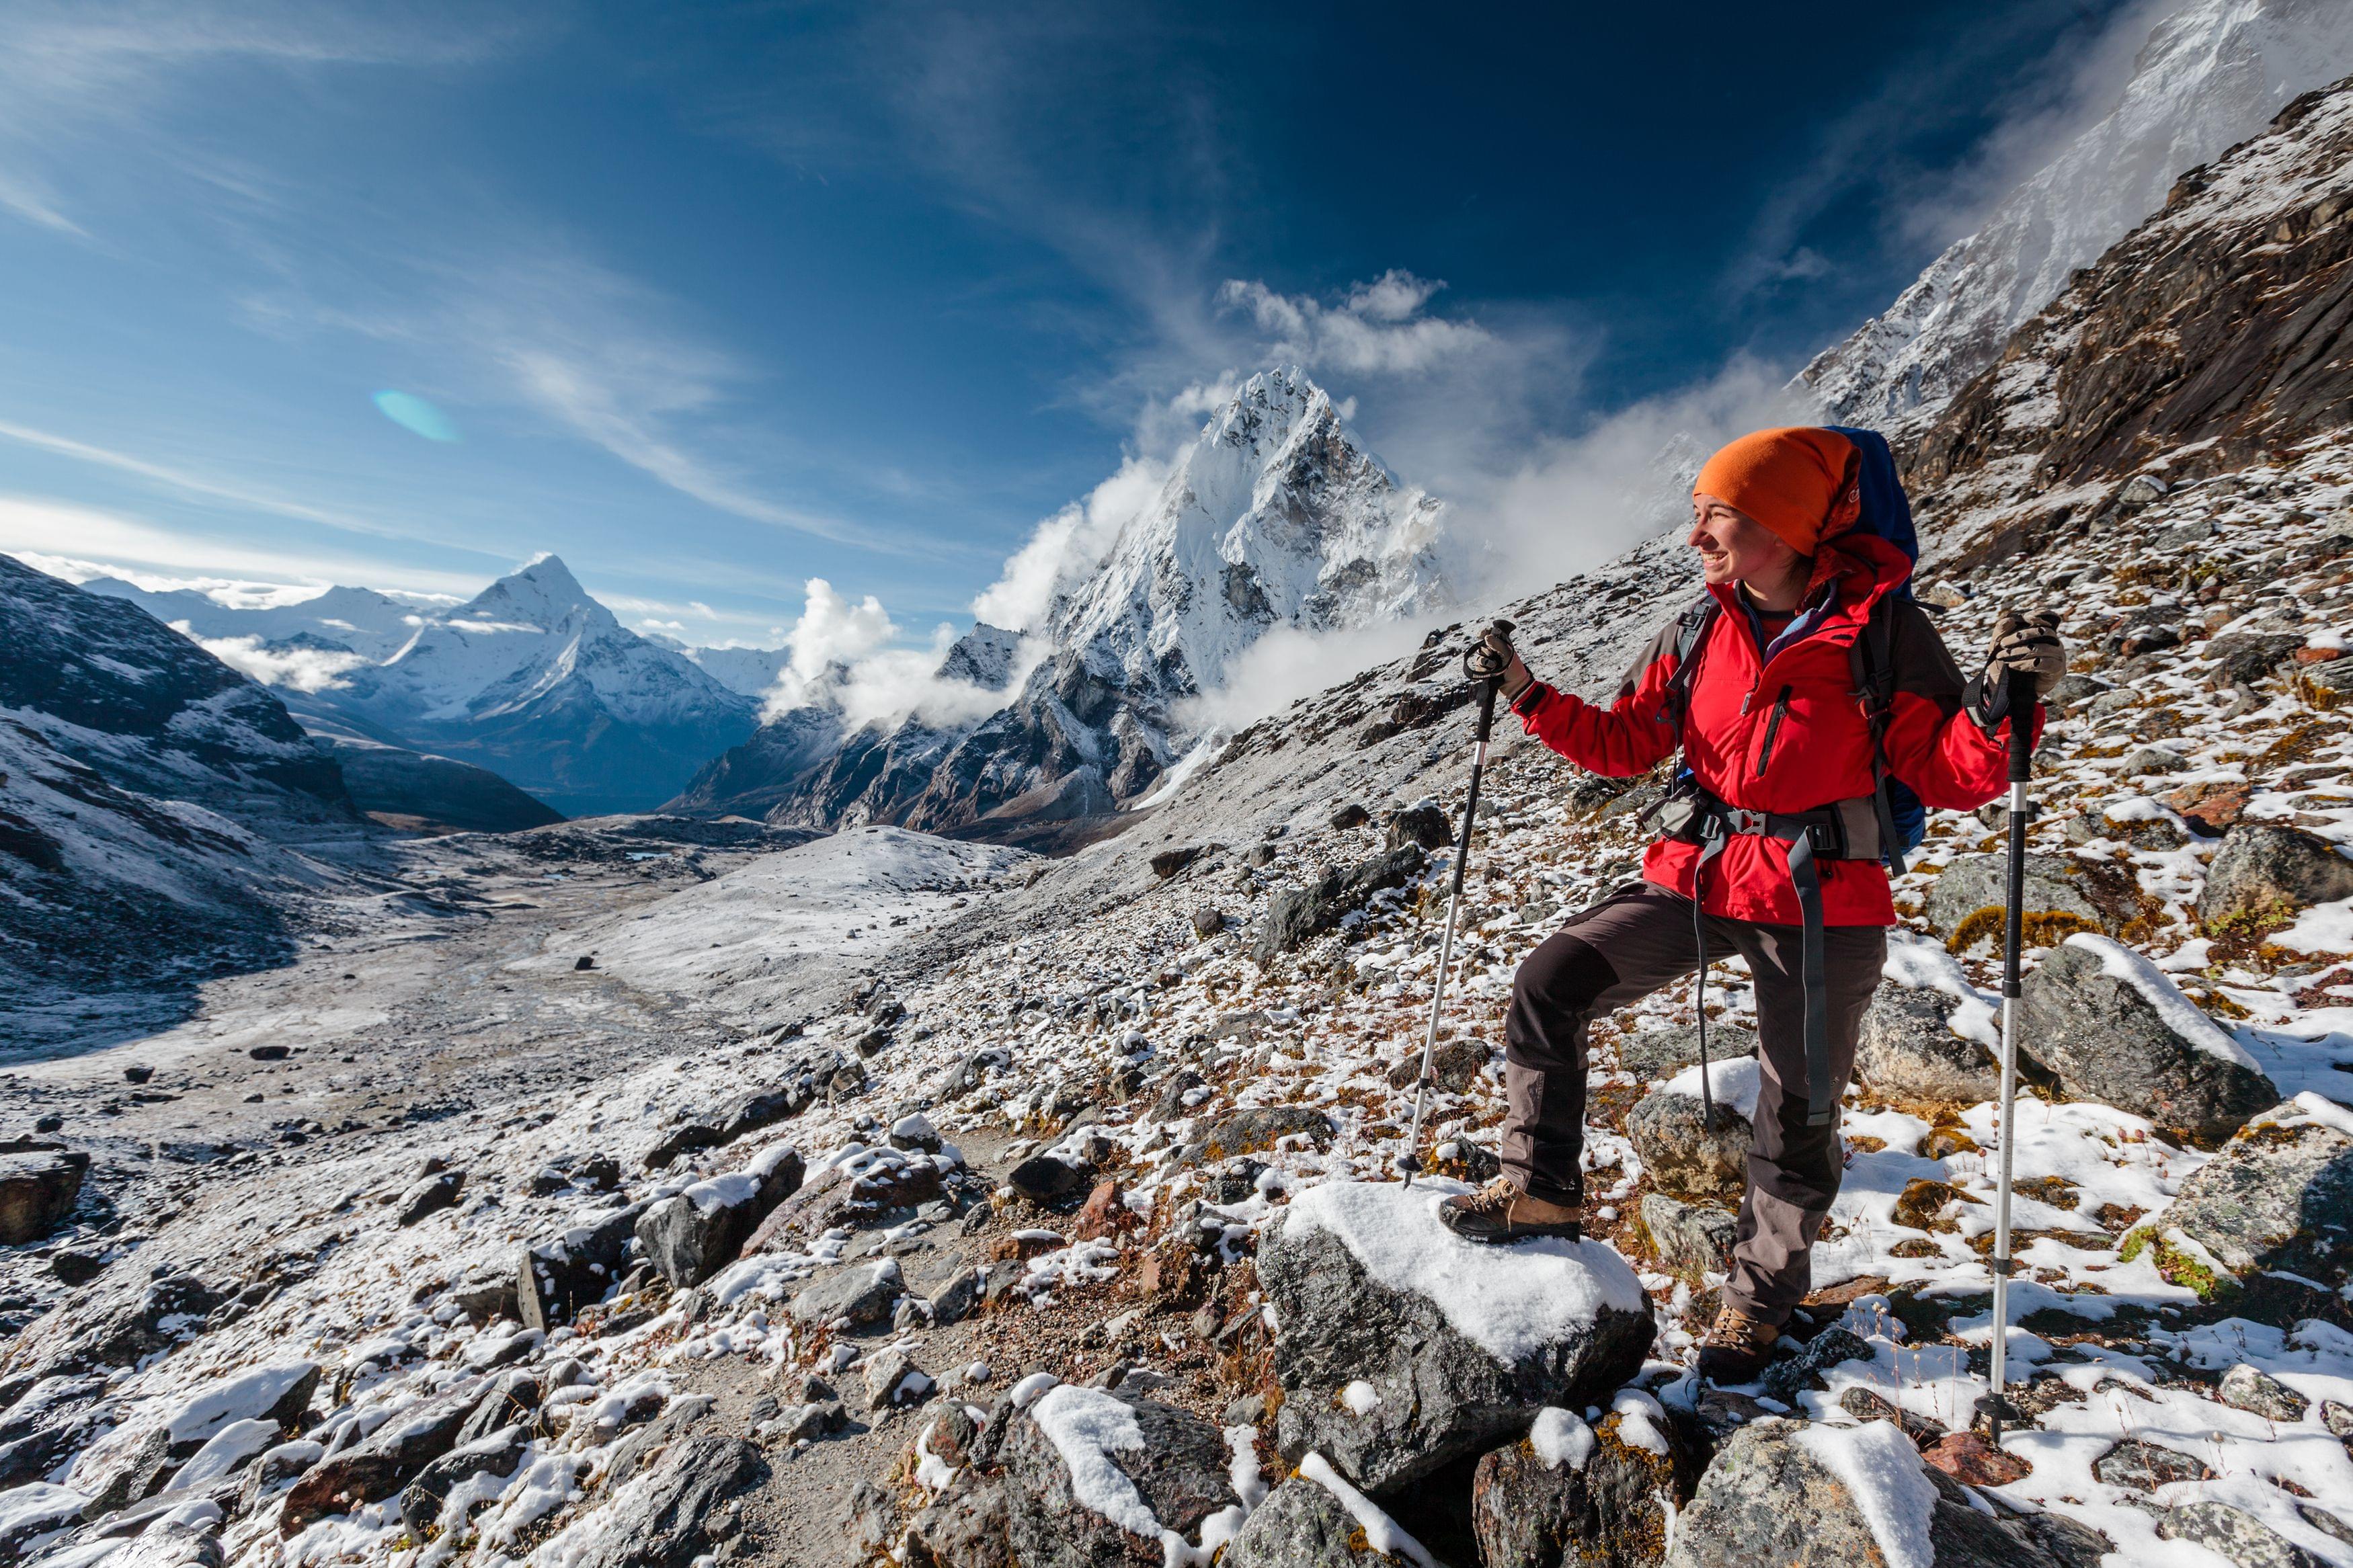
[1626,1085,1753,1202]
[1472,1407,1691,1568]
[1258,1182,1652,1491]
[279,1391,474,1535]
[516,1200,650,1331]
[2019,938,2276,1145]
[1222,1472,1426,1568]
[1667,1417,2108,1568]
[0,1150,88,1245]
[1907,77,2353,569]
[2196,823,2353,932]
[635,1146,804,1288]
[1921,854,2114,938]
[573,1434,766,1568]
[1254,846,1427,962]
[1854,984,1999,1106]
[2126,1095,2353,1295]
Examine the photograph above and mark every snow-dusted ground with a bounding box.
[10,450,2353,1567]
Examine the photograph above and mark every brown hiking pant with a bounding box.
[1499,880,1885,1324]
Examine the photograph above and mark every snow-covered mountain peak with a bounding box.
[460,554,606,631]
[1048,364,1447,699]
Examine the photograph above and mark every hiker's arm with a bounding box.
[1880,602,2044,809]
[1507,620,1681,777]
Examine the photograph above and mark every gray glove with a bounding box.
[1985,609,2065,700]
[1466,623,1533,700]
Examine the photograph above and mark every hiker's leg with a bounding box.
[1716,918,1886,1322]
[1501,882,1701,1205]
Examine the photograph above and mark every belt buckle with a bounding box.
[1724,807,1767,835]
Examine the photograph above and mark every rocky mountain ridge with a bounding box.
[1799,0,2353,434]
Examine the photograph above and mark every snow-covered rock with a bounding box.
[1259,1181,1651,1491]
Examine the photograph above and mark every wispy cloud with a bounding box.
[0,493,487,597]
[0,1,526,237]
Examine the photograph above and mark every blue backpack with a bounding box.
[1663,425,1927,872]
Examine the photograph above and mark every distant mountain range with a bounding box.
[91,556,766,819]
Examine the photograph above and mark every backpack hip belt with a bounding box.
[1665,784,1870,1127]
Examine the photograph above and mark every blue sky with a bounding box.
[0,0,2159,648]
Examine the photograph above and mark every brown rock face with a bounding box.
[1903,79,2353,565]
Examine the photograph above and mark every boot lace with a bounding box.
[1707,1303,1773,1349]
[1456,1177,1521,1216]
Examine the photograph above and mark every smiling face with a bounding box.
[1689,493,1800,589]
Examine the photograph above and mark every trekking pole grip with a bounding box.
[2006,668,2035,783]
[1471,618,1515,743]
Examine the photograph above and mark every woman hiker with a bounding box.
[1437,425,2063,1383]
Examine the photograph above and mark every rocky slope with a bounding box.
[0,557,372,1053]
[684,368,1450,843]
[15,61,2353,1568]
[1799,0,2353,434]
[296,557,760,819]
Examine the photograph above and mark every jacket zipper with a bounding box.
[1754,685,1793,777]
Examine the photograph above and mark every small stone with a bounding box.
[1626,1086,1752,1201]
[396,1169,466,1227]
[2219,1363,2310,1423]
[122,1066,152,1085]
[1150,845,1205,879]
[1386,802,1452,851]
[574,955,596,971]
[1921,1430,2030,1486]
[1328,803,1370,831]
[248,1045,290,1061]
[1191,907,1226,940]
[1006,1155,1089,1203]
[863,1346,934,1411]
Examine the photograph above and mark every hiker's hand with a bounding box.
[1466,624,1533,700]
[1985,609,2065,700]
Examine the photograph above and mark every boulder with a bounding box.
[789,1258,904,1328]
[516,1200,649,1330]
[2128,1096,2353,1294]
[635,1145,805,1288]
[1254,846,1426,962]
[2090,1438,2212,1491]
[1223,1470,1435,1568]
[1259,1182,1652,1491]
[1626,1069,1755,1202]
[2204,632,2305,688]
[395,1170,465,1228]
[1386,803,1453,852]
[2219,1364,2309,1423]
[1008,1156,1090,1204]
[572,1434,765,1568]
[1638,1194,1734,1280]
[641,1087,803,1171]
[2019,937,2276,1146]
[1384,1039,1490,1094]
[1854,983,1999,1106]
[453,1372,539,1448]
[1615,1024,1755,1083]
[1665,1417,2108,1568]
[931,1266,984,1327]
[864,1348,934,1411]
[0,1376,112,1489]
[2156,1501,2325,1568]
[1173,1108,1333,1168]
[446,1270,519,1328]
[1472,1405,1689,1568]
[996,1385,1248,1568]
[279,1393,473,1536]
[2197,824,2353,933]
[397,1425,527,1540]
[1923,854,2110,938]
[0,1151,88,1245]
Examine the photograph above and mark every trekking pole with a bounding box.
[1401,618,1512,1186]
[1987,666,2035,1445]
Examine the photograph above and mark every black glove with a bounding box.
[1465,622,1533,700]
[1984,610,2065,701]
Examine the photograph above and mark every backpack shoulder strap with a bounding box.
[1665,595,1719,737]
[1849,594,1909,873]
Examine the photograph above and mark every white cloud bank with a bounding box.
[761,577,1045,734]
[173,624,370,693]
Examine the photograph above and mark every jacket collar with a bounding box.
[1705,533,1912,653]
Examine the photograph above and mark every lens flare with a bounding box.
[373,390,461,443]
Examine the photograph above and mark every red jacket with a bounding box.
[1511,536,2036,926]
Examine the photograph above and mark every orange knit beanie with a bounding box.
[1692,427,1860,556]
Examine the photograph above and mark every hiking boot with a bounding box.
[1437,1178,1581,1244]
[1696,1303,1781,1383]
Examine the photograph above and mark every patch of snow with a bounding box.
[1340,1380,1381,1415]
[1279,1180,1646,1364]
[1660,1055,1764,1123]
[1792,1419,1938,1568]
[1298,1452,1439,1568]
[1529,1407,1596,1471]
